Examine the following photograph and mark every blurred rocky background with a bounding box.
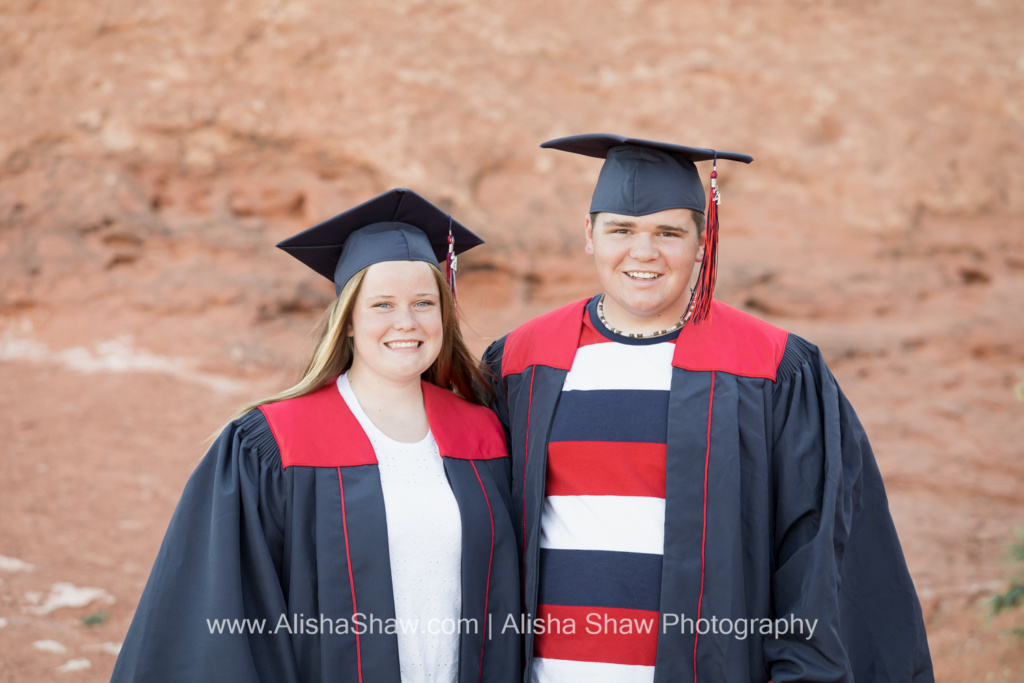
[1,0,1022,679]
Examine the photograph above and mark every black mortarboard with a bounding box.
[540,133,752,216]
[276,188,483,295]
[540,134,753,324]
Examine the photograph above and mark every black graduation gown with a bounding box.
[482,298,933,683]
[112,380,521,683]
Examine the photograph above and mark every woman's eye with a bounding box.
[415,300,436,308]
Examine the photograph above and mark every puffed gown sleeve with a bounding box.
[481,336,511,441]
[765,335,933,682]
[111,409,299,683]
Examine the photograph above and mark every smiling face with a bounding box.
[346,260,443,389]
[586,208,705,333]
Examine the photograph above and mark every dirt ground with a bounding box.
[1,0,1023,680]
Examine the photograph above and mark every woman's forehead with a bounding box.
[359,260,440,293]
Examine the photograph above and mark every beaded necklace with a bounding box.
[595,292,693,339]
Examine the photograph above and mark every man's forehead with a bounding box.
[595,210,694,230]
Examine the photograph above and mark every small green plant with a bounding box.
[988,530,1024,637]
[82,610,108,627]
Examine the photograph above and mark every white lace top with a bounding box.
[336,374,462,683]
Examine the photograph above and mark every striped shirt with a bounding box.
[532,296,678,683]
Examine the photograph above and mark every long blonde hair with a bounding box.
[233,263,488,420]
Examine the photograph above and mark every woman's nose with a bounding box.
[392,306,418,330]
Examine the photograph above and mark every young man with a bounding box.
[483,135,933,683]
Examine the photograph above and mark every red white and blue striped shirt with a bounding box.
[532,296,679,683]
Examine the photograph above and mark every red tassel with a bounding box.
[445,222,458,304]
[690,168,719,324]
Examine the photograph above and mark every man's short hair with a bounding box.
[590,210,705,236]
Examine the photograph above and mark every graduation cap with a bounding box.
[540,133,753,324]
[276,188,483,296]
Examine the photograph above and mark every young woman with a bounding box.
[112,189,520,683]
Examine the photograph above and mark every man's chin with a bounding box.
[613,303,689,327]
[610,294,683,316]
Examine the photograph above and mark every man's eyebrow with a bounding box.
[604,219,688,232]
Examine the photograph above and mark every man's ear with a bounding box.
[585,214,595,256]
[695,233,706,262]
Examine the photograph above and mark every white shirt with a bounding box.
[337,375,463,683]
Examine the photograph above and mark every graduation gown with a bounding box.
[482,298,933,683]
[112,380,521,683]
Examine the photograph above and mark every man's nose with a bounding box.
[629,234,658,260]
